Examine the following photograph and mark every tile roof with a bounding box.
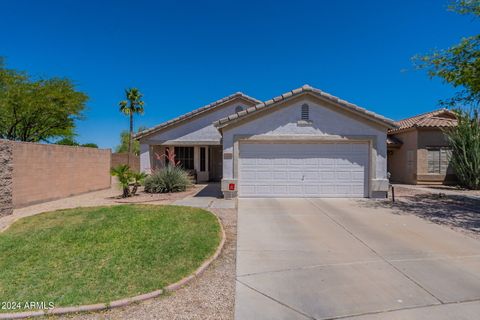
[135,92,261,140]
[214,84,397,129]
[389,108,457,133]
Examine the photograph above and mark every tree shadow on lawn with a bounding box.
[359,194,480,236]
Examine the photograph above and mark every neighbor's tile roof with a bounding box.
[135,92,261,139]
[389,108,457,133]
[214,84,397,129]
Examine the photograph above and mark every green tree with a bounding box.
[0,58,88,142]
[115,126,147,155]
[119,88,144,164]
[55,137,98,148]
[80,143,98,148]
[415,1,480,189]
[445,108,480,189]
[56,137,80,146]
[414,1,480,107]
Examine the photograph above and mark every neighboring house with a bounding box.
[387,109,458,185]
[136,85,396,198]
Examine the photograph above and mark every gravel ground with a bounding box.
[379,185,480,240]
[50,207,237,320]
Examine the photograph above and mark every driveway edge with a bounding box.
[0,209,226,320]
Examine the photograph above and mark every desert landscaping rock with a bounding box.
[384,185,480,240]
[0,139,13,217]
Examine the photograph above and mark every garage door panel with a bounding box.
[288,185,303,194]
[273,185,289,194]
[352,171,366,180]
[239,142,368,198]
[273,158,288,165]
[288,172,303,180]
[241,170,256,180]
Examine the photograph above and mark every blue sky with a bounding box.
[1,0,478,149]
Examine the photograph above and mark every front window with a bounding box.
[427,147,451,174]
[175,147,194,170]
[200,147,206,172]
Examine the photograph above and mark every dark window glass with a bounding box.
[200,147,206,172]
[175,147,194,170]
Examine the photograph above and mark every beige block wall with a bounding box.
[111,153,140,172]
[12,142,111,208]
[387,130,418,184]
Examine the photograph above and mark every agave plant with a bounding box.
[144,166,192,193]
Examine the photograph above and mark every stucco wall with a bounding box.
[416,128,455,183]
[388,128,455,184]
[0,140,13,217]
[111,153,140,172]
[140,97,256,145]
[12,142,111,208]
[221,96,389,194]
[387,130,418,184]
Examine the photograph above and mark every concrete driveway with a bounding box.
[235,198,480,320]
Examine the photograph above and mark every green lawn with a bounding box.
[0,205,221,310]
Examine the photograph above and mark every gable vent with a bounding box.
[235,105,244,113]
[301,103,309,120]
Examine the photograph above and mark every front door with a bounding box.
[209,146,223,182]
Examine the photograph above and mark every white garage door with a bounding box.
[238,142,369,198]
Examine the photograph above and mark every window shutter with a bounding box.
[440,148,451,174]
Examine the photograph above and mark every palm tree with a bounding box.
[110,164,133,198]
[119,88,144,165]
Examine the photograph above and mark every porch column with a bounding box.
[140,144,151,173]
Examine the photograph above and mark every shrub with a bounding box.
[110,165,147,197]
[131,171,148,195]
[111,164,132,198]
[144,166,192,193]
[444,108,480,189]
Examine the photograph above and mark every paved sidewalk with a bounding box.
[235,198,480,320]
[173,183,236,209]
[1,182,234,232]
[0,186,120,232]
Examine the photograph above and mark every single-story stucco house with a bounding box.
[387,108,457,185]
[136,85,397,198]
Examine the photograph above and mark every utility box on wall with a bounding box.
[221,179,238,199]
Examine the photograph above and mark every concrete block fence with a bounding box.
[0,140,112,215]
